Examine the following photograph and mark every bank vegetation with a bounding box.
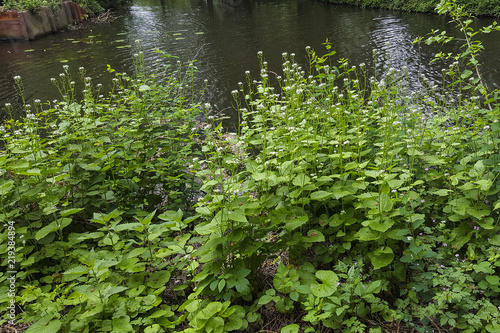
[1,1,500,332]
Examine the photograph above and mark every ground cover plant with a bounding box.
[1,0,500,332]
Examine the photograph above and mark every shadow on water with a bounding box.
[0,0,499,124]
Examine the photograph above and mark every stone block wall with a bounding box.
[0,1,86,40]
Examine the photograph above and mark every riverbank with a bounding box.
[1,4,500,330]
[321,0,500,17]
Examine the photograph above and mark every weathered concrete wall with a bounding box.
[0,1,86,40]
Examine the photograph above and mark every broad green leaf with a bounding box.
[0,180,14,195]
[368,218,394,232]
[113,315,133,332]
[24,317,61,333]
[292,174,310,187]
[379,193,393,212]
[355,227,380,241]
[304,229,325,242]
[35,221,59,240]
[430,189,452,196]
[285,216,308,232]
[60,208,83,217]
[310,270,338,297]
[227,209,247,223]
[368,247,394,270]
[310,190,332,200]
[281,324,300,333]
[486,275,500,285]
[139,84,151,92]
[196,206,212,215]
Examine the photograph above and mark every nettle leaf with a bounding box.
[64,265,89,275]
[368,247,394,270]
[310,270,338,297]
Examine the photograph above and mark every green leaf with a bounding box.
[60,208,84,217]
[0,180,14,195]
[431,189,452,196]
[486,275,499,285]
[24,317,61,333]
[304,229,325,242]
[310,190,332,200]
[113,315,133,332]
[35,221,59,240]
[139,84,151,92]
[196,206,212,215]
[379,193,393,212]
[227,209,247,223]
[368,218,394,232]
[368,247,394,270]
[281,324,300,333]
[292,174,310,187]
[311,270,338,297]
[63,265,89,275]
[144,324,163,333]
[285,216,308,232]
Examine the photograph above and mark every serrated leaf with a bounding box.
[63,265,89,275]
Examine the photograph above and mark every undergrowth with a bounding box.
[1,1,500,332]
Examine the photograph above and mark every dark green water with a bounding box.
[0,0,499,115]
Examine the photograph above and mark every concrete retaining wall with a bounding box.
[0,1,86,40]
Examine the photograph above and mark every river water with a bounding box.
[0,0,499,118]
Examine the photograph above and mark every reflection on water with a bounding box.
[0,0,499,118]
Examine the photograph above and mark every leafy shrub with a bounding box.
[1,1,500,332]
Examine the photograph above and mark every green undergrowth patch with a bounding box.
[1,1,500,332]
[323,0,500,17]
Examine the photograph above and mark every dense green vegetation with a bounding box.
[323,0,500,17]
[0,0,129,14]
[1,1,500,332]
